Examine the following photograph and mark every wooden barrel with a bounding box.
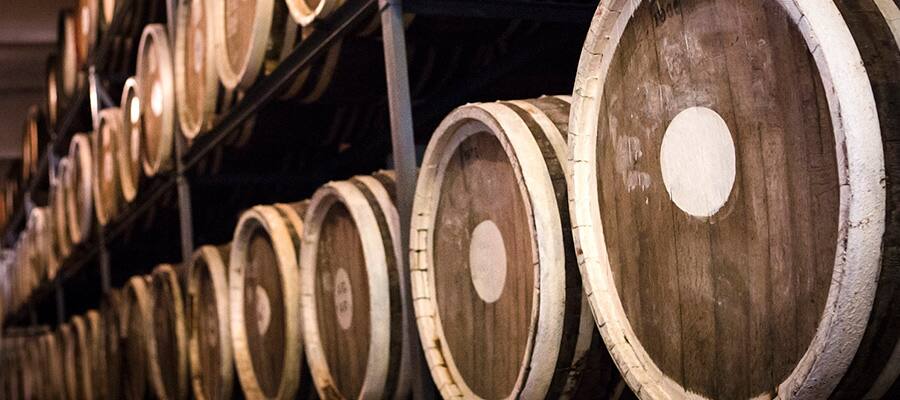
[118,77,143,203]
[58,10,79,109]
[188,244,234,400]
[212,0,297,90]
[100,289,126,400]
[148,264,190,400]
[284,0,341,26]
[76,0,101,68]
[229,202,307,399]
[410,97,626,399]
[21,105,48,183]
[124,275,152,400]
[25,207,50,284]
[65,133,93,245]
[51,159,73,261]
[93,107,124,225]
[58,323,78,400]
[70,315,93,400]
[300,173,411,399]
[568,1,900,399]
[175,0,236,141]
[46,54,60,129]
[136,24,176,177]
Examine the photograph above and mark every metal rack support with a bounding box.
[379,1,434,398]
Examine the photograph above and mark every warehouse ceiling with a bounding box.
[0,0,74,174]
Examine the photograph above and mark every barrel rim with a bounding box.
[409,102,567,399]
[567,1,887,399]
[285,0,340,27]
[229,205,303,399]
[118,77,141,203]
[188,244,234,400]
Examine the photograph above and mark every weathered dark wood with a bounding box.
[188,244,234,400]
[149,264,190,400]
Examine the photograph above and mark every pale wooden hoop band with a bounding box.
[568,1,892,399]
[300,174,410,399]
[188,244,234,400]
[229,205,303,400]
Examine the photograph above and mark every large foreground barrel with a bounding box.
[568,1,900,399]
[148,264,190,400]
[188,244,234,400]
[411,97,624,398]
[230,202,308,399]
[137,24,176,177]
[300,173,410,399]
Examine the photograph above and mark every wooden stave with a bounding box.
[124,275,153,400]
[71,314,95,400]
[188,244,234,400]
[87,310,106,400]
[118,77,143,203]
[42,332,68,400]
[300,175,410,399]
[136,24,176,177]
[93,107,124,226]
[148,264,190,400]
[64,133,94,246]
[565,1,898,399]
[410,97,618,399]
[229,203,306,400]
[59,323,79,400]
[46,54,60,129]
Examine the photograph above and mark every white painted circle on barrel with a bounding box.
[660,106,736,218]
[254,285,271,336]
[151,81,164,117]
[334,267,353,330]
[469,220,507,304]
[129,97,141,124]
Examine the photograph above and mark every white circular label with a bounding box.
[469,220,507,304]
[660,106,737,218]
[333,268,353,330]
[254,286,271,336]
[151,81,164,117]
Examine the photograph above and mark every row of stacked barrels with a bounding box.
[3,1,898,400]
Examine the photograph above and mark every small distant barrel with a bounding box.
[188,244,234,400]
[230,202,310,399]
[51,159,73,261]
[124,275,153,400]
[75,0,101,68]
[300,172,411,399]
[21,106,48,183]
[46,54,60,127]
[148,264,189,400]
[93,107,124,225]
[136,24,176,177]
[118,77,143,203]
[64,133,93,246]
[57,10,79,110]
